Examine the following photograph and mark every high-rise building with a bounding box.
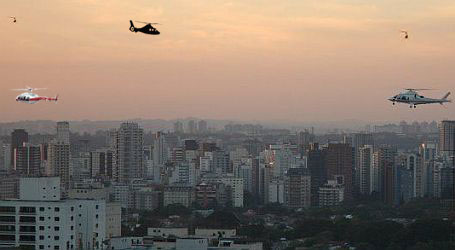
[352,133,373,195]
[48,142,71,191]
[284,167,311,208]
[56,121,70,144]
[173,121,184,133]
[112,122,144,183]
[14,143,42,176]
[297,130,314,146]
[358,145,373,195]
[419,143,437,196]
[153,131,168,167]
[10,129,29,167]
[90,149,114,179]
[374,146,397,203]
[307,143,326,206]
[439,120,455,155]
[198,120,208,134]
[187,120,197,134]
[325,143,354,200]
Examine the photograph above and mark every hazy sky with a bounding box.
[1,0,455,123]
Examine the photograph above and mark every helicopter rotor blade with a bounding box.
[404,88,435,91]
[134,21,161,25]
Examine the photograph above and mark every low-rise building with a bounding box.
[163,186,195,207]
[318,180,345,207]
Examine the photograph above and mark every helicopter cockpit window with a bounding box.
[420,96,424,98]
[401,96,406,100]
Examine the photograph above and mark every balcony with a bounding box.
[19,207,36,215]
[0,207,16,216]
[0,216,16,225]
[18,216,36,225]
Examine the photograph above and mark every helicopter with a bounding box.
[129,20,160,35]
[13,87,58,104]
[388,88,451,108]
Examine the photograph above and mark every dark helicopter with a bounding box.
[129,20,160,35]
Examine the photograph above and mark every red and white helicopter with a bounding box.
[13,87,58,104]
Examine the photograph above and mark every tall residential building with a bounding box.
[297,130,314,146]
[187,120,197,134]
[352,133,373,195]
[113,122,144,183]
[47,122,72,192]
[47,142,71,191]
[325,143,354,200]
[14,143,42,177]
[90,149,114,179]
[173,121,184,133]
[153,131,168,167]
[1,142,12,173]
[10,129,29,167]
[439,120,455,158]
[56,121,70,144]
[419,143,437,196]
[358,145,373,195]
[306,143,326,206]
[198,120,208,133]
[374,146,397,203]
[284,167,311,209]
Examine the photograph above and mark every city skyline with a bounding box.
[1,0,455,122]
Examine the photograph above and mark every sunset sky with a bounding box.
[1,0,455,123]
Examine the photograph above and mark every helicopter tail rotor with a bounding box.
[129,20,136,32]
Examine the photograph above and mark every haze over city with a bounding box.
[1,0,455,122]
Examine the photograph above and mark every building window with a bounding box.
[70,226,74,230]
[54,217,60,222]
[71,207,74,211]
[39,217,45,221]
[39,226,44,230]
[39,246,44,249]
[54,207,60,212]
[54,246,59,250]
[39,207,45,212]
[95,205,99,209]
[54,236,59,240]
[40,235,44,240]
[54,226,59,231]
[70,216,73,221]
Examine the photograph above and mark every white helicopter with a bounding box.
[388,88,451,108]
[13,87,58,104]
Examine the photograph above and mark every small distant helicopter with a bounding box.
[129,20,160,35]
[400,30,409,39]
[8,16,16,23]
[388,88,451,108]
[13,87,58,104]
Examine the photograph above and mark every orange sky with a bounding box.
[1,0,455,123]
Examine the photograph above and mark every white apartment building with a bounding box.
[201,175,244,207]
[0,177,106,249]
[318,180,345,207]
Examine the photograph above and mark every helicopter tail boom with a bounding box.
[442,92,451,100]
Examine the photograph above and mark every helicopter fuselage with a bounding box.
[388,90,451,107]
